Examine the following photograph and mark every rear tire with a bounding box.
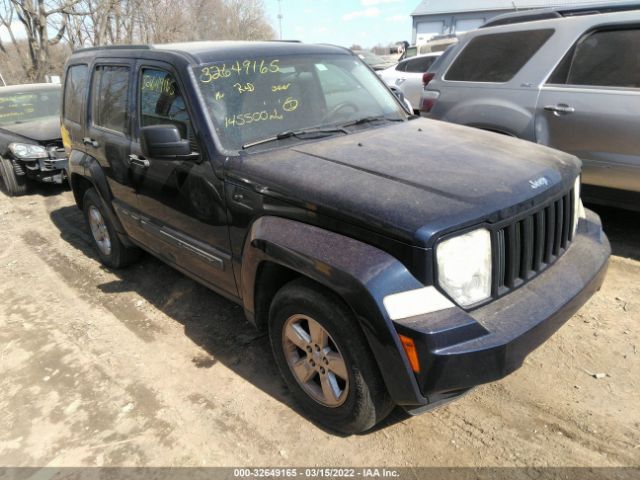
[0,156,28,196]
[82,188,141,268]
[269,278,394,434]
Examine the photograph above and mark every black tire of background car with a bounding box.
[269,277,394,434]
[0,156,28,196]
[82,188,142,268]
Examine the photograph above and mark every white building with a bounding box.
[410,0,635,44]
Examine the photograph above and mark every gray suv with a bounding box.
[421,6,640,211]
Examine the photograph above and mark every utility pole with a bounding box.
[277,0,283,40]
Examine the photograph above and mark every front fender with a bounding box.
[240,216,429,405]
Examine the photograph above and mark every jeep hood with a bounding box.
[228,119,580,247]
[0,116,62,144]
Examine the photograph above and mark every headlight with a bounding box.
[436,228,492,307]
[8,142,48,159]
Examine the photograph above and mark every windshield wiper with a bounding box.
[340,116,405,128]
[242,127,348,149]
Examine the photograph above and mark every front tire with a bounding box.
[82,188,141,268]
[0,156,27,196]
[269,278,394,434]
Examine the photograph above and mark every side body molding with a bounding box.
[240,215,429,405]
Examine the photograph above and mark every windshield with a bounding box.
[0,88,60,126]
[195,53,406,151]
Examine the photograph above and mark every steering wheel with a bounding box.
[321,101,359,123]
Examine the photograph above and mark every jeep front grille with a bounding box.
[494,189,575,296]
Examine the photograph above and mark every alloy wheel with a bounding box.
[282,314,349,407]
[88,205,112,256]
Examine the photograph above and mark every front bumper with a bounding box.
[394,209,610,407]
[19,157,68,183]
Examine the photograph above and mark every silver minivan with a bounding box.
[421,6,640,211]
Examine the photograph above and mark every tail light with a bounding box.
[420,90,440,113]
[422,72,434,86]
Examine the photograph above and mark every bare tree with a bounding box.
[0,0,85,81]
[220,0,274,40]
[0,0,275,83]
[65,0,274,46]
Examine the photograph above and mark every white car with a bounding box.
[379,53,441,112]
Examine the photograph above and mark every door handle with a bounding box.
[128,154,150,168]
[82,137,99,148]
[544,104,575,115]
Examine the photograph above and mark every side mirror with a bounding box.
[391,88,405,103]
[140,125,191,158]
[390,87,412,114]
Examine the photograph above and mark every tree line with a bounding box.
[0,0,275,85]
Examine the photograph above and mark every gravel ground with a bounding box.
[0,184,638,467]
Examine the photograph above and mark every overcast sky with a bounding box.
[263,0,416,48]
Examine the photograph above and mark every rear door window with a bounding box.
[92,65,130,134]
[446,29,554,82]
[548,28,640,88]
[404,56,437,73]
[63,64,88,124]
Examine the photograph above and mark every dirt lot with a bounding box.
[0,184,638,467]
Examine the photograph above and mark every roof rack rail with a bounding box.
[480,2,640,28]
[73,44,152,53]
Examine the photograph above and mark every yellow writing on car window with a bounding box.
[233,82,255,94]
[282,97,299,112]
[224,108,287,128]
[0,109,34,119]
[271,83,291,92]
[200,59,281,83]
[0,95,37,103]
[142,74,175,96]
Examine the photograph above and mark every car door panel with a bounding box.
[537,86,640,192]
[131,61,237,296]
[85,60,144,240]
[536,27,640,194]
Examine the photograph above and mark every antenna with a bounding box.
[277,0,283,40]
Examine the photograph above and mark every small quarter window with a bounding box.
[63,64,88,124]
[404,56,438,73]
[92,65,130,133]
[550,29,640,88]
[446,29,554,82]
[395,62,407,72]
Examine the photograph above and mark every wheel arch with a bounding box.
[442,96,536,139]
[70,173,94,209]
[240,215,428,406]
[67,151,131,243]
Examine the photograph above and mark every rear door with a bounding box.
[130,61,237,296]
[85,60,139,222]
[536,27,640,194]
[61,63,89,153]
